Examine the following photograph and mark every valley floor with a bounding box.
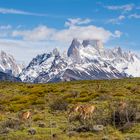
[0,78,140,140]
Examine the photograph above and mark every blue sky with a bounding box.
[0,0,140,63]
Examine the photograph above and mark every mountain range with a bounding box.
[18,38,140,83]
[0,39,139,83]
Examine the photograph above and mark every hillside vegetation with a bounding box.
[0,78,140,140]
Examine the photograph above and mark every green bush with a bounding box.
[0,118,22,130]
[49,97,68,111]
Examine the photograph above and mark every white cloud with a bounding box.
[0,38,64,63]
[12,24,122,43]
[118,15,126,20]
[105,4,134,12]
[107,15,125,24]
[0,25,13,37]
[0,20,123,63]
[0,7,47,16]
[114,30,122,38]
[12,26,56,41]
[128,13,140,19]
[0,25,12,30]
[54,25,113,43]
[65,18,91,27]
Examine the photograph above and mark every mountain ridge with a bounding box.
[19,39,140,83]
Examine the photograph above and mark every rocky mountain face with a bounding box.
[0,51,22,82]
[0,71,21,82]
[20,39,140,83]
[0,51,22,77]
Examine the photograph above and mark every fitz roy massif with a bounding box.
[0,39,140,83]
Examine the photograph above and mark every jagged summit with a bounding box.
[52,48,60,57]
[0,51,22,82]
[82,39,104,49]
[67,39,104,59]
[0,50,22,76]
[19,38,140,83]
[67,38,81,57]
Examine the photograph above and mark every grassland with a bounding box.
[0,78,140,140]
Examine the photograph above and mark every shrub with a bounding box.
[0,118,22,131]
[111,101,138,129]
[49,97,68,111]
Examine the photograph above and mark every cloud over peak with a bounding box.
[12,21,122,43]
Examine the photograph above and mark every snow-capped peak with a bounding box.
[20,39,140,83]
[0,50,22,76]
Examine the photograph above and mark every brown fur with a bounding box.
[20,111,31,120]
[82,104,96,119]
[69,104,96,120]
[119,101,127,113]
[68,104,83,117]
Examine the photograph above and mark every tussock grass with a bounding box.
[0,78,140,139]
